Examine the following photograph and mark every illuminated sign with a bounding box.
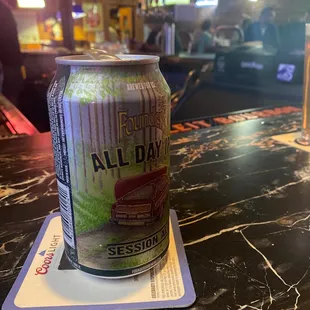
[17,0,45,8]
[240,61,264,70]
[151,0,190,6]
[277,64,296,82]
[195,0,218,7]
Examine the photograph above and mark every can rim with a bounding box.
[55,55,159,66]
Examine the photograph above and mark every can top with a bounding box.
[55,55,159,66]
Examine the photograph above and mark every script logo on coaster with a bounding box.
[35,235,61,275]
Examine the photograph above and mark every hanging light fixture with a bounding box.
[17,0,45,9]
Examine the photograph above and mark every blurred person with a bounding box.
[301,9,310,23]
[0,62,3,93]
[244,7,280,49]
[142,19,182,54]
[285,9,310,52]
[241,15,252,33]
[0,0,23,106]
[109,26,119,43]
[238,15,252,43]
[140,22,163,53]
[109,9,120,42]
[191,19,214,54]
[145,23,162,49]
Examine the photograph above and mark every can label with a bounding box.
[48,64,171,277]
[47,65,79,266]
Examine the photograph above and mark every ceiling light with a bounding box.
[195,0,218,7]
[17,0,45,9]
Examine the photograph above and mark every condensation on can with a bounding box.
[47,55,171,278]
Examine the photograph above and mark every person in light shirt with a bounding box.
[191,19,214,54]
[244,7,280,49]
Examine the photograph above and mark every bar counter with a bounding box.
[1,111,310,309]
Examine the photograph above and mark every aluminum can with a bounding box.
[47,55,171,278]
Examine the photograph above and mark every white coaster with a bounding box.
[3,210,196,310]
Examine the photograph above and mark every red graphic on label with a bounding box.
[35,235,61,275]
[35,253,54,275]
[111,167,169,226]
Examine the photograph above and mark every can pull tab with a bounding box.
[85,49,122,61]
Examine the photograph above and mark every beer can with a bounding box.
[47,55,171,278]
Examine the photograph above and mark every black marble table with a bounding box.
[1,112,310,309]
